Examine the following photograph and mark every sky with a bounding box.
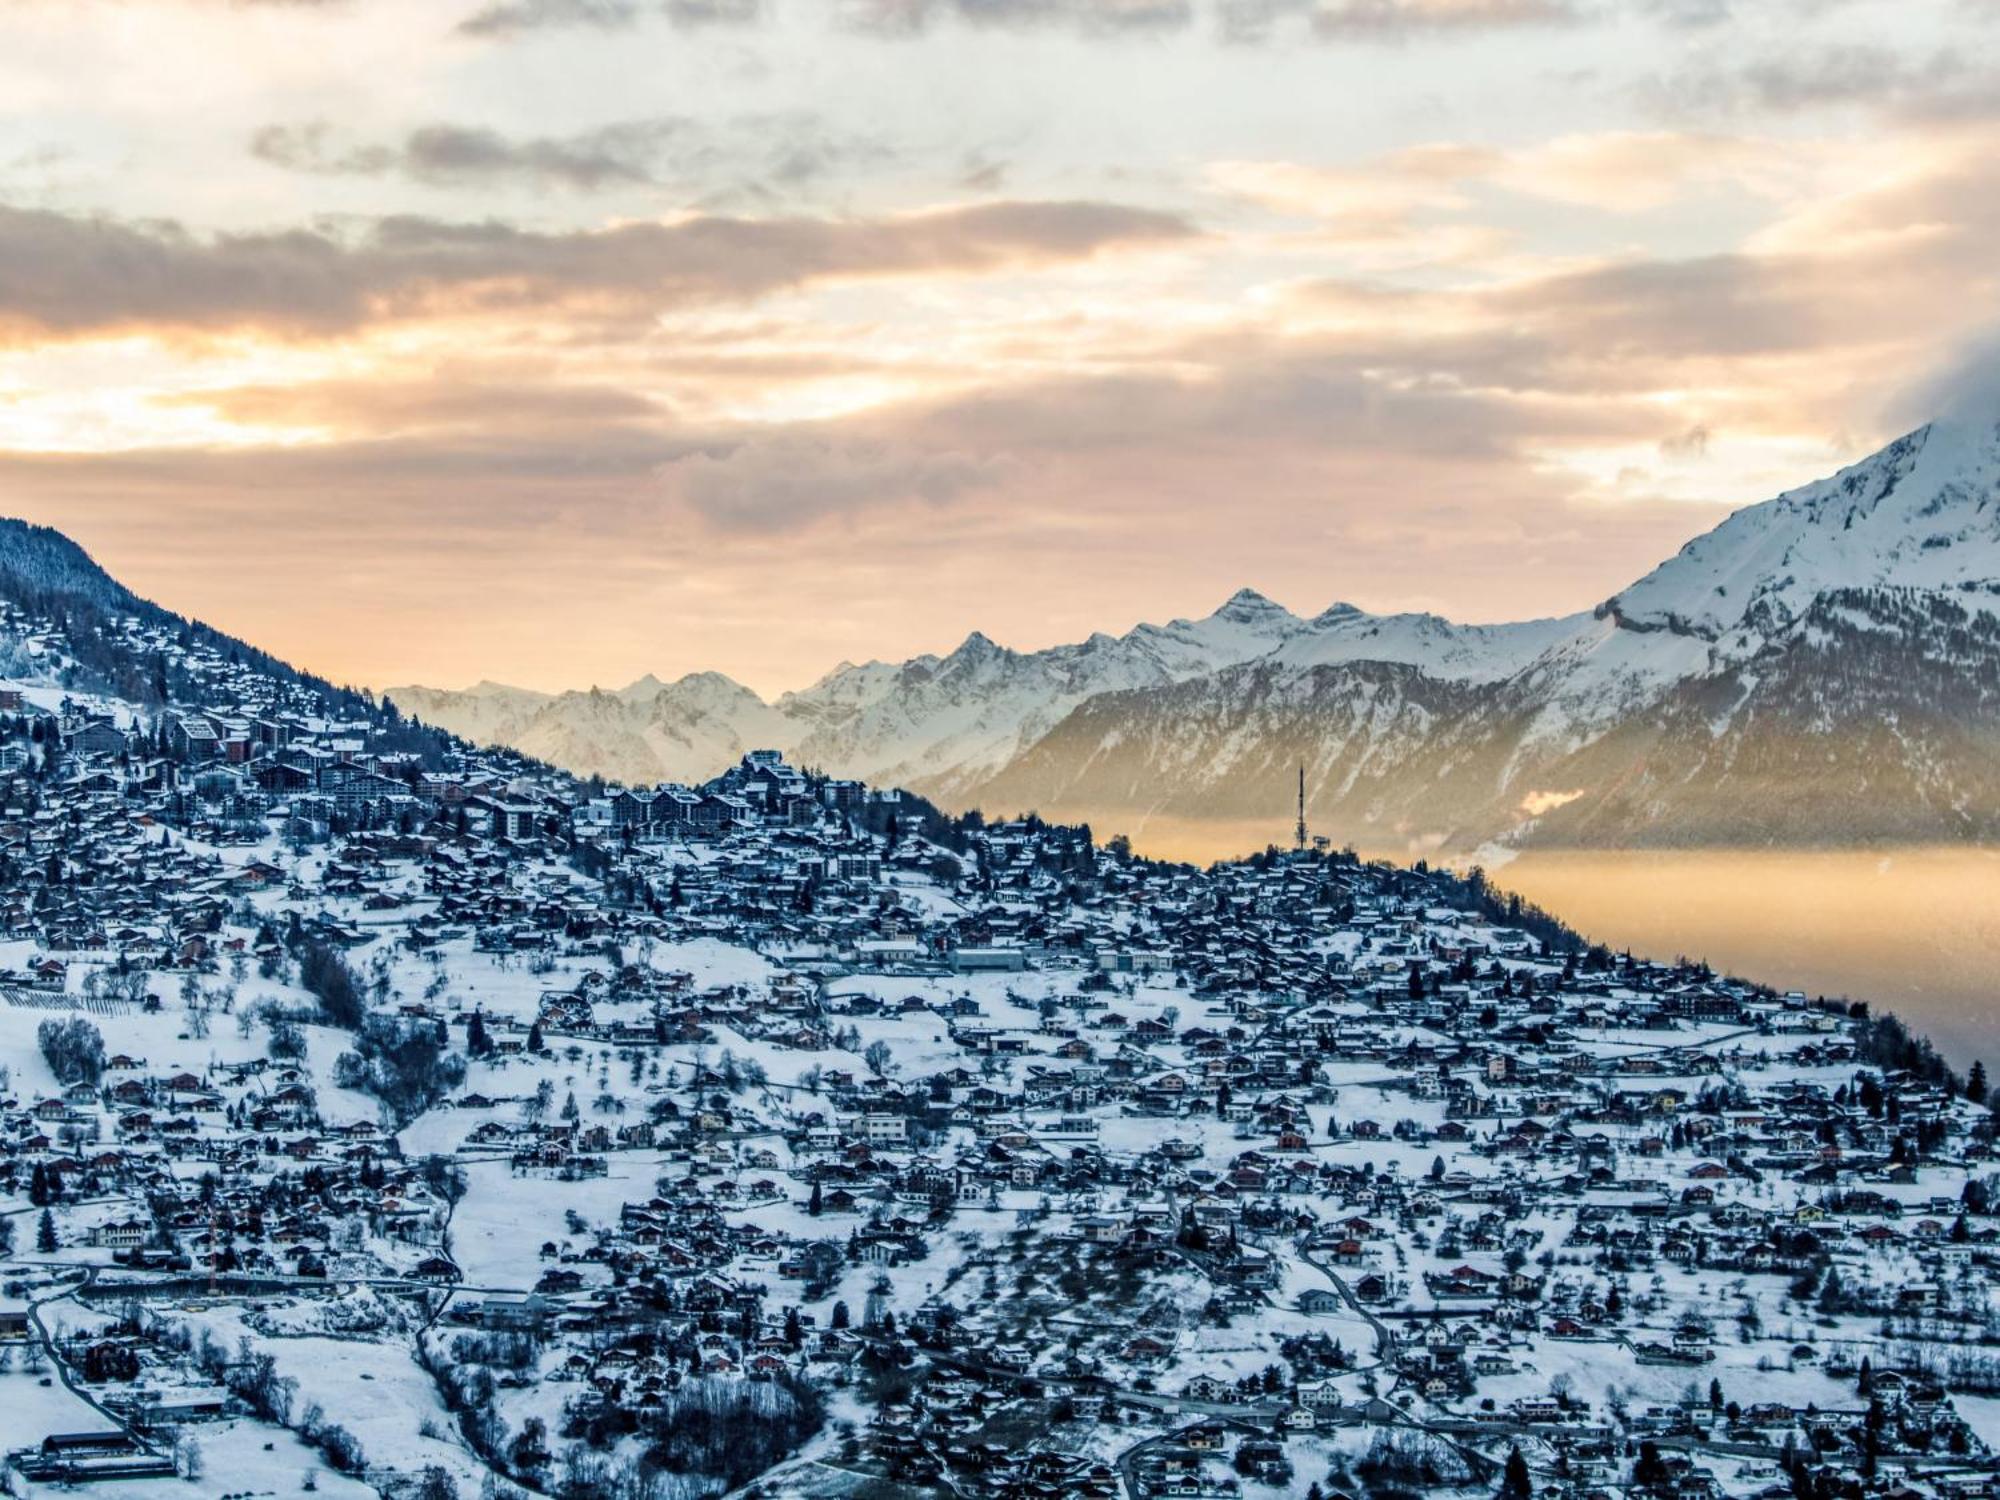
[1,0,1997,697]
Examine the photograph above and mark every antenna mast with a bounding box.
[1294,765,1307,852]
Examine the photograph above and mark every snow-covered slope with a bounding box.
[1607,420,2000,645]
[1272,604,1588,684]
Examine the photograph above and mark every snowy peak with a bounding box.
[1605,419,2000,646]
[647,670,770,712]
[1273,607,1589,685]
[1127,588,1305,673]
[943,630,1008,668]
[1209,586,1292,625]
[615,673,669,703]
[465,678,548,701]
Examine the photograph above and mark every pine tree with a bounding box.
[1968,1059,1988,1106]
[1499,1446,1532,1500]
[37,1208,59,1253]
[1631,1441,1669,1490]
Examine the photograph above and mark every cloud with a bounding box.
[455,0,1587,41]
[1492,130,1774,211]
[1475,256,1831,365]
[1659,422,1712,459]
[664,431,1017,530]
[1642,43,1996,122]
[1307,0,1580,35]
[1883,329,2000,435]
[1216,130,1785,224]
[251,116,893,196]
[1250,137,2000,437]
[456,0,759,35]
[1464,174,2000,364]
[1208,155,1476,224]
[0,0,352,6]
[1217,0,1579,40]
[0,198,1196,340]
[252,121,650,189]
[837,0,1193,34]
[157,373,671,439]
[1637,0,1732,25]
[463,0,1198,38]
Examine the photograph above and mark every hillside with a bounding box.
[0,517,449,759]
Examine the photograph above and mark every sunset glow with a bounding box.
[3,0,1996,694]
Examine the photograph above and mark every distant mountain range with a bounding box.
[388,585,1312,802]
[390,417,2000,854]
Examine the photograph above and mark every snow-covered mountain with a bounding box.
[391,416,2000,851]
[388,671,795,787]
[1606,421,2000,643]
[975,417,2000,850]
[388,585,1314,793]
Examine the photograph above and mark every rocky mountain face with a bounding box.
[389,416,2000,853]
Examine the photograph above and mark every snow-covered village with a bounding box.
[14,0,2000,1493]
[0,525,1992,1500]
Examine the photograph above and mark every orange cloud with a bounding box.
[0,199,1197,343]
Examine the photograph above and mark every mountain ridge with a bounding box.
[384,415,2000,852]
